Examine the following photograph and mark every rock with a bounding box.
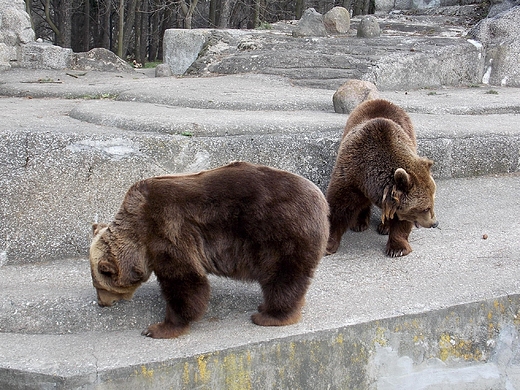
[22,42,72,69]
[357,15,381,38]
[469,6,520,87]
[71,48,132,72]
[155,63,172,77]
[323,7,351,35]
[163,29,209,75]
[0,0,34,69]
[487,0,520,17]
[332,79,379,114]
[292,8,328,38]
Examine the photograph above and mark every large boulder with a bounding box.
[487,0,520,17]
[163,29,210,75]
[323,7,350,35]
[292,8,328,37]
[0,0,34,69]
[22,42,72,69]
[71,48,133,72]
[469,6,520,87]
[333,79,379,114]
[357,16,381,38]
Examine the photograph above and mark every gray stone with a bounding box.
[357,15,381,38]
[487,0,520,17]
[0,0,34,69]
[163,29,209,75]
[333,79,379,114]
[412,0,441,9]
[155,63,172,77]
[21,42,72,69]
[323,6,351,34]
[292,8,328,37]
[469,6,520,87]
[71,48,133,72]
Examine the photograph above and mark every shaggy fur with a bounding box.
[326,99,438,257]
[90,161,329,339]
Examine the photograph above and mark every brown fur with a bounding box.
[89,161,329,339]
[326,99,438,257]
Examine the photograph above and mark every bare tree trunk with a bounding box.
[135,0,148,64]
[352,0,372,15]
[209,0,219,27]
[117,0,124,57]
[180,0,199,29]
[295,0,304,19]
[101,0,111,49]
[253,0,260,28]
[122,0,138,56]
[45,0,61,44]
[218,0,231,28]
[84,0,90,51]
[26,0,35,30]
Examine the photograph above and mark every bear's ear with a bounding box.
[424,158,434,170]
[92,223,108,236]
[98,259,118,277]
[115,247,148,286]
[394,168,412,194]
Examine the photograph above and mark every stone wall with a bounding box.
[0,0,34,70]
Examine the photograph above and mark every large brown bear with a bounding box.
[89,161,329,339]
[326,99,438,257]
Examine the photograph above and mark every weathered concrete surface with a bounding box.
[0,173,519,388]
[0,69,519,266]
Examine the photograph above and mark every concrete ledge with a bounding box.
[1,295,519,389]
[1,174,519,388]
[0,71,520,265]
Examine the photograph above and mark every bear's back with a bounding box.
[343,99,416,148]
[121,162,329,279]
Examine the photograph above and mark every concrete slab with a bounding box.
[0,173,519,388]
[0,70,519,266]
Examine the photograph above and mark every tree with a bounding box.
[27,0,374,62]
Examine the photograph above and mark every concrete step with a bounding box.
[1,174,519,389]
[1,70,520,267]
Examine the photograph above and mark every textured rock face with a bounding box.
[0,0,34,69]
[357,16,381,38]
[487,0,520,17]
[469,6,520,87]
[71,48,133,72]
[323,7,351,34]
[292,8,328,37]
[333,79,379,114]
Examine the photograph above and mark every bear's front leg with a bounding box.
[385,218,413,257]
[142,274,210,339]
[142,305,191,338]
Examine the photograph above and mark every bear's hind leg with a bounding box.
[142,273,210,339]
[252,274,310,326]
[351,205,371,232]
[326,186,370,254]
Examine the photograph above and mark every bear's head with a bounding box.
[382,162,438,229]
[89,223,151,307]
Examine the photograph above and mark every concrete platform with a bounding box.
[0,173,519,389]
[1,69,519,266]
[0,66,520,388]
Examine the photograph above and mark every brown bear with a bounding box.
[89,161,329,339]
[326,99,438,257]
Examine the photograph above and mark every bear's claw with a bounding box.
[142,322,190,339]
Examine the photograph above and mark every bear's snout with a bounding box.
[96,288,127,307]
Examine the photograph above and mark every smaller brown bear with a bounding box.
[326,99,438,257]
[89,162,329,339]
